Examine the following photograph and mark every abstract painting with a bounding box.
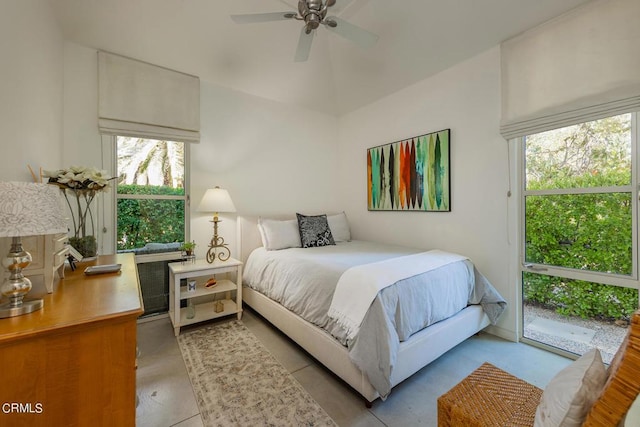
[367,129,450,211]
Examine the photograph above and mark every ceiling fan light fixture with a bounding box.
[231,0,378,62]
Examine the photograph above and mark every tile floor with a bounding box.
[135,308,572,427]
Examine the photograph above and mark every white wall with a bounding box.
[0,0,64,181]
[62,42,340,258]
[191,83,340,259]
[337,47,517,338]
[28,25,514,335]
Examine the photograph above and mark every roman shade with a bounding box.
[98,51,200,143]
[500,0,640,140]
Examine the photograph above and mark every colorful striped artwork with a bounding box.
[367,129,450,211]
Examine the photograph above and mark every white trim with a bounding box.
[101,134,116,255]
[110,137,191,253]
[525,186,633,196]
[502,96,640,140]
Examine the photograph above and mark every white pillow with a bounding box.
[257,218,301,250]
[327,212,351,242]
[534,348,607,427]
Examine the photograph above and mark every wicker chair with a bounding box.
[437,309,640,426]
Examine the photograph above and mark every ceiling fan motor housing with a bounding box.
[298,0,332,32]
[231,0,376,61]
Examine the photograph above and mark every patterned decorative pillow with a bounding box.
[296,213,336,248]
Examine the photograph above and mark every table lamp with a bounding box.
[197,186,236,263]
[0,182,67,318]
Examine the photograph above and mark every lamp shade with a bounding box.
[197,187,236,213]
[0,182,68,237]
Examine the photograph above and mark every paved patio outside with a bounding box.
[523,304,628,364]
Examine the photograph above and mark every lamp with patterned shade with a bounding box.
[0,182,67,318]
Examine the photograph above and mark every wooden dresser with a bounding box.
[0,253,143,427]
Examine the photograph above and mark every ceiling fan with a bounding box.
[231,0,378,62]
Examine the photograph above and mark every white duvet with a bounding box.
[328,249,469,340]
[243,240,506,398]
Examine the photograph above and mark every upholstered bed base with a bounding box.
[237,216,491,403]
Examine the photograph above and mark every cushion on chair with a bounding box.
[534,348,607,427]
[583,310,640,426]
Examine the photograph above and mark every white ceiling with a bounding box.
[50,0,593,116]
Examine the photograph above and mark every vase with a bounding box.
[69,235,97,259]
[186,300,196,319]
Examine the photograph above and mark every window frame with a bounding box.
[519,112,640,290]
[100,135,190,255]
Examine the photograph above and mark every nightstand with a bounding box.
[168,257,243,336]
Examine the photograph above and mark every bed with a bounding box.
[237,214,506,404]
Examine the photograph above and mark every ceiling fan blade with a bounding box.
[294,26,315,62]
[230,11,295,24]
[326,16,378,48]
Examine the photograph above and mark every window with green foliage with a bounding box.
[116,137,187,251]
[522,113,639,360]
[523,113,638,322]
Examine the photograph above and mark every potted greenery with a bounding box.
[180,241,196,256]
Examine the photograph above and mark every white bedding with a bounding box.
[328,249,468,340]
[243,240,418,344]
[242,240,506,398]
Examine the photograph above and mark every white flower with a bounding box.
[44,166,114,192]
[44,165,115,243]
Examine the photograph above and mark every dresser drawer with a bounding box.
[53,247,69,269]
[52,233,68,253]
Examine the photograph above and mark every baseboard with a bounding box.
[484,324,518,342]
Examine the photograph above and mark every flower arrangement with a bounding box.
[44,166,115,258]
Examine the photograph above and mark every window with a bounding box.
[115,136,188,252]
[521,113,639,363]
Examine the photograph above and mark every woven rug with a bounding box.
[177,320,337,427]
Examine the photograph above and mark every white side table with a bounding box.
[168,257,243,336]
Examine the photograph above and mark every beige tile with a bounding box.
[136,310,573,427]
[136,317,200,427]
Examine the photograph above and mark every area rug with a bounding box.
[177,320,337,427]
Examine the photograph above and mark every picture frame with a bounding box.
[367,128,450,211]
[67,244,84,262]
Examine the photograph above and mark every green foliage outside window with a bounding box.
[523,114,638,320]
[117,184,185,250]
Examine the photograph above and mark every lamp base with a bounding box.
[0,299,43,318]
